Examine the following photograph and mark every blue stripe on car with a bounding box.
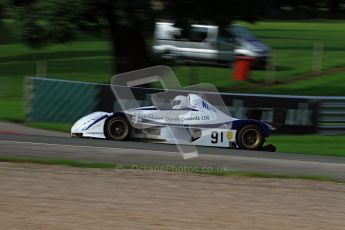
[83,115,108,131]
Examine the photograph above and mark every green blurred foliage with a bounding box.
[6,0,154,48]
[1,0,345,74]
[3,0,345,49]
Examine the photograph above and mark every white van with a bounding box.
[153,22,271,66]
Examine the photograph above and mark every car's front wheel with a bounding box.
[105,116,131,141]
[236,124,264,150]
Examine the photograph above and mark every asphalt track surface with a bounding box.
[1,132,345,180]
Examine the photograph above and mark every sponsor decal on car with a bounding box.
[226,131,233,140]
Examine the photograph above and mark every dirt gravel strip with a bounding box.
[0,162,345,230]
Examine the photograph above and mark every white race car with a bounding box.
[71,94,275,151]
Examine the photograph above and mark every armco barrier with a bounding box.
[26,77,99,123]
[26,77,345,134]
[318,99,345,134]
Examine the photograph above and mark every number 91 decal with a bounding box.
[211,131,223,143]
[211,131,233,144]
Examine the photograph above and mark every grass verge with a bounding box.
[266,134,345,157]
[0,156,341,182]
[0,99,24,122]
[0,156,115,168]
[27,122,72,133]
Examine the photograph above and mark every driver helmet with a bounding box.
[171,95,190,109]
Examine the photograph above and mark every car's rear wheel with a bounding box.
[105,116,131,141]
[236,124,264,150]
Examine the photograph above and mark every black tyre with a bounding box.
[105,116,131,141]
[236,124,264,150]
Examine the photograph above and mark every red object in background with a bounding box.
[233,56,255,81]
